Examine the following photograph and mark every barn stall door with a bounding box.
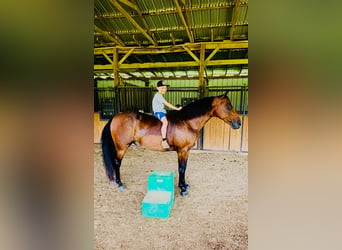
[202,87,248,152]
[203,116,248,152]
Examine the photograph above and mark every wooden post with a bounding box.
[113,47,119,87]
[199,44,205,87]
[198,44,207,150]
[199,44,208,97]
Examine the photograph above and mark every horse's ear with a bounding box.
[219,90,229,99]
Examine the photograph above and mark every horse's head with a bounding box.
[212,92,241,129]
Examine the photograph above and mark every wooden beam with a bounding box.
[113,48,119,87]
[180,0,193,39]
[94,9,125,46]
[94,41,248,55]
[94,25,125,47]
[199,44,205,87]
[183,46,200,64]
[118,0,150,31]
[119,48,135,65]
[94,58,248,70]
[115,75,248,81]
[206,41,248,50]
[173,0,194,43]
[95,37,107,47]
[109,0,157,45]
[101,52,113,64]
[205,47,220,63]
[207,59,248,66]
[117,0,138,12]
[101,22,247,36]
[94,65,114,70]
[132,35,142,47]
[230,0,241,41]
[121,61,198,69]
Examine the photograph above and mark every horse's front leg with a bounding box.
[177,150,191,196]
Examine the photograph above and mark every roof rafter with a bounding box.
[117,0,138,12]
[132,35,142,47]
[109,0,158,46]
[95,10,125,45]
[94,37,107,47]
[94,2,248,20]
[173,0,194,43]
[94,25,125,47]
[180,0,193,38]
[230,0,241,41]
[108,23,248,35]
[117,0,150,31]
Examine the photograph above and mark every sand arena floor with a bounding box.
[94,144,248,249]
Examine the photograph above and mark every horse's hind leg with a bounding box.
[113,158,125,190]
[112,146,129,190]
[113,156,125,190]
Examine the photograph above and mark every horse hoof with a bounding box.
[181,191,189,197]
[109,180,116,185]
[118,185,126,191]
[185,184,191,190]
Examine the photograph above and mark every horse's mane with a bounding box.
[167,96,214,122]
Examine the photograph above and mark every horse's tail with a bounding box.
[101,117,116,182]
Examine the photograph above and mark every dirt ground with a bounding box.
[94,144,248,249]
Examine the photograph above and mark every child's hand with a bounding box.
[174,104,182,111]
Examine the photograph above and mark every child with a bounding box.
[152,80,181,148]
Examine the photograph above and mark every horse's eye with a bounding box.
[226,103,233,110]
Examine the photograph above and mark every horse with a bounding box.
[101,91,241,196]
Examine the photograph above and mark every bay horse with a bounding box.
[101,91,241,196]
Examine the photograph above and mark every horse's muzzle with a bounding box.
[231,119,241,129]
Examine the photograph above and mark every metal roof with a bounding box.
[94,0,248,81]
